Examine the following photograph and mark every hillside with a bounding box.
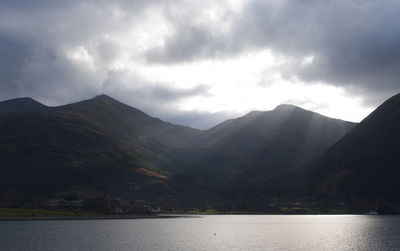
[0,94,357,208]
[0,95,203,204]
[0,97,49,116]
[176,104,356,190]
[305,93,400,205]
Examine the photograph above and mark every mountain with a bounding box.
[173,104,356,190]
[0,95,203,203]
[305,93,400,205]
[0,94,356,208]
[0,97,49,116]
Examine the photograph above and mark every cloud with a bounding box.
[0,30,104,105]
[0,0,399,128]
[98,70,219,128]
[145,0,400,103]
[164,110,236,130]
[0,0,162,103]
[145,25,226,63]
[102,70,210,103]
[144,83,210,102]
[0,35,31,97]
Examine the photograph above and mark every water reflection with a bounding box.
[0,215,400,250]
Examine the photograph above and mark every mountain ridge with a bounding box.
[0,97,49,116]
[0,94,359,209]
[304,93,400,203]
[0,94,356,130]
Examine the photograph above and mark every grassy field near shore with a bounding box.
[0,208,101,217]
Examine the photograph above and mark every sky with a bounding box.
[0,0,399,129]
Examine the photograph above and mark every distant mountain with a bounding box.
[306,93,400,203]
[0,94,357,207]
[174,104,356,190]
[0,97,49,116]
[0,95,202,203]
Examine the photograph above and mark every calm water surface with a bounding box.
[1,215,400,250]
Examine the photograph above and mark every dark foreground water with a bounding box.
[1,215,400,250]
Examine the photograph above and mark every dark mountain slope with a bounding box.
[174,105,356,189]
[0,97,49,116]
[60,95,201,148]
[306,93,400,202]
[0,94,358,207]
[55,95,202,173]
[0,95,201,202]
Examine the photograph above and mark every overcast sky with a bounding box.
[0,0,399,129]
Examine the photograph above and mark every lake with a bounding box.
[1,215,400,250]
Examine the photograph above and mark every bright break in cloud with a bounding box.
[0,0,399,129]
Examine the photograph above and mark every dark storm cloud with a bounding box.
[146,25,227,63]
[147,0,400,103]
[0,0,224,129]
[99,70,220,128]
[0,35,31,97]
[1,0,400,127]
[0,0,161,10]
[0,0,167,104]
[0,29,102,104]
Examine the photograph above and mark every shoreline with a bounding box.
[0,213,389,221]
[0,214,193,221]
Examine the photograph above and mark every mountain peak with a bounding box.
[273,104,301,112]
[95,94,111,98]
[273,104,304,112]
[308,92,400,201]
[369,92,400,117]
[93,94,115,101]
[1,97,36,103]
[82,94,125,107]
[0,97,48,116]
